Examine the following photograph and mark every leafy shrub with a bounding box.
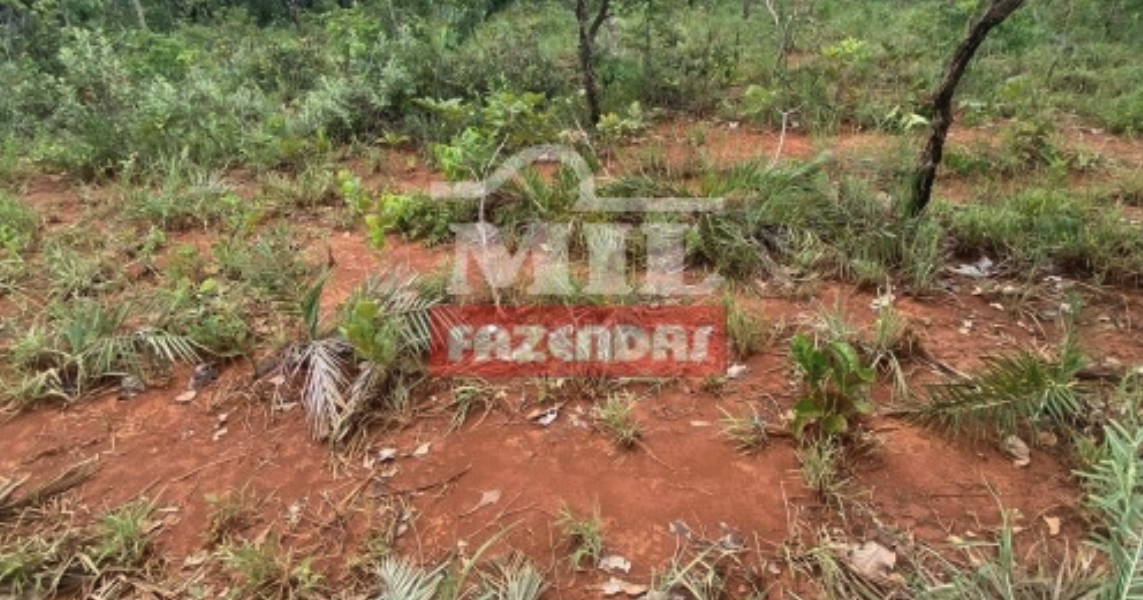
[338,171,465,248]
[789,333,876,439]
[424,91,563,179]
[0,195,38,258]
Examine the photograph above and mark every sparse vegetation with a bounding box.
[593,392,643,449]
[556,505,605,571]
[2,0,1143,596]
[0,498,160,597]
[796,437,855,509]
[2,298,198,404]
[221,537,325,599]
[724,295,764,360]
[719,406,769,453]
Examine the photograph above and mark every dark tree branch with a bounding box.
[576,0,612,126]
[589,0,611,39]
[909,0,1027,215]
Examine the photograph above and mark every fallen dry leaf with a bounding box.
[378,448,398,462]
[466,489,501,514]
[848,541,896,580]
[182,551,209,568]
[1043,515,1061,537]
[174,390,197,404]
[598,555,631,574]
[1003,435,1031,468]
[412,442,431,458]
[599,578,645,597]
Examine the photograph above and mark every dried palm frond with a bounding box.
[0,458,100,519]
[288,337,352,441]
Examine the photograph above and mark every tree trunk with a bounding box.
[909,0,1027,215]
[128,0,147,29]
[575,0,611,127]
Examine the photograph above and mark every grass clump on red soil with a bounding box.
[592,392,643,449]
[556,504,605,571]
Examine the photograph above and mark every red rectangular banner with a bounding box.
[429,305,728,378]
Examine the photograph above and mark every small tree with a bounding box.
[910,0,1027,215]
[574,0,613,127]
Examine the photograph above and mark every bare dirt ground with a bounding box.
[3,121,1143,596]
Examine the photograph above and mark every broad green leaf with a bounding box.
[822,414,849,434]
[827,340,861,375]
[793,398,824,420]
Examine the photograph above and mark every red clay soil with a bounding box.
[4,256,1130,595]
[6,122,1143,595]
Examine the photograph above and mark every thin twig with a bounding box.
[385,465,472,496]
[169,454,243,483]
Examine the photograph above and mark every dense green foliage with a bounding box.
[1,0,1141,177]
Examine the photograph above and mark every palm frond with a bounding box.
[334,362,387,442]
[301,272,332,340]
[479,556,545,600]
[360,271,441,355]
[908,340,1086,437]
[1077,420,1143,600]
[291,338,352,441]
[377,557,444,600]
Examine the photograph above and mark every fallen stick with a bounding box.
[384,465,472,496]
[169,454,243,483]
[0,457,100,518]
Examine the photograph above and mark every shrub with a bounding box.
[789,333,876,439]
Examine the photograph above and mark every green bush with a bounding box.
[0,195,39,258]
[943,188,1143,284]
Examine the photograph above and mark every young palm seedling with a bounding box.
[266,269,439,442]
[5,299,198,404]
[1076,406,1143,599]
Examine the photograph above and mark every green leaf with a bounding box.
[301,273,330,340]
[827,340,861,375]
[793,398,824,420]
[822,414,849,435]
[853,398,877,415]
[791,334,827,384]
